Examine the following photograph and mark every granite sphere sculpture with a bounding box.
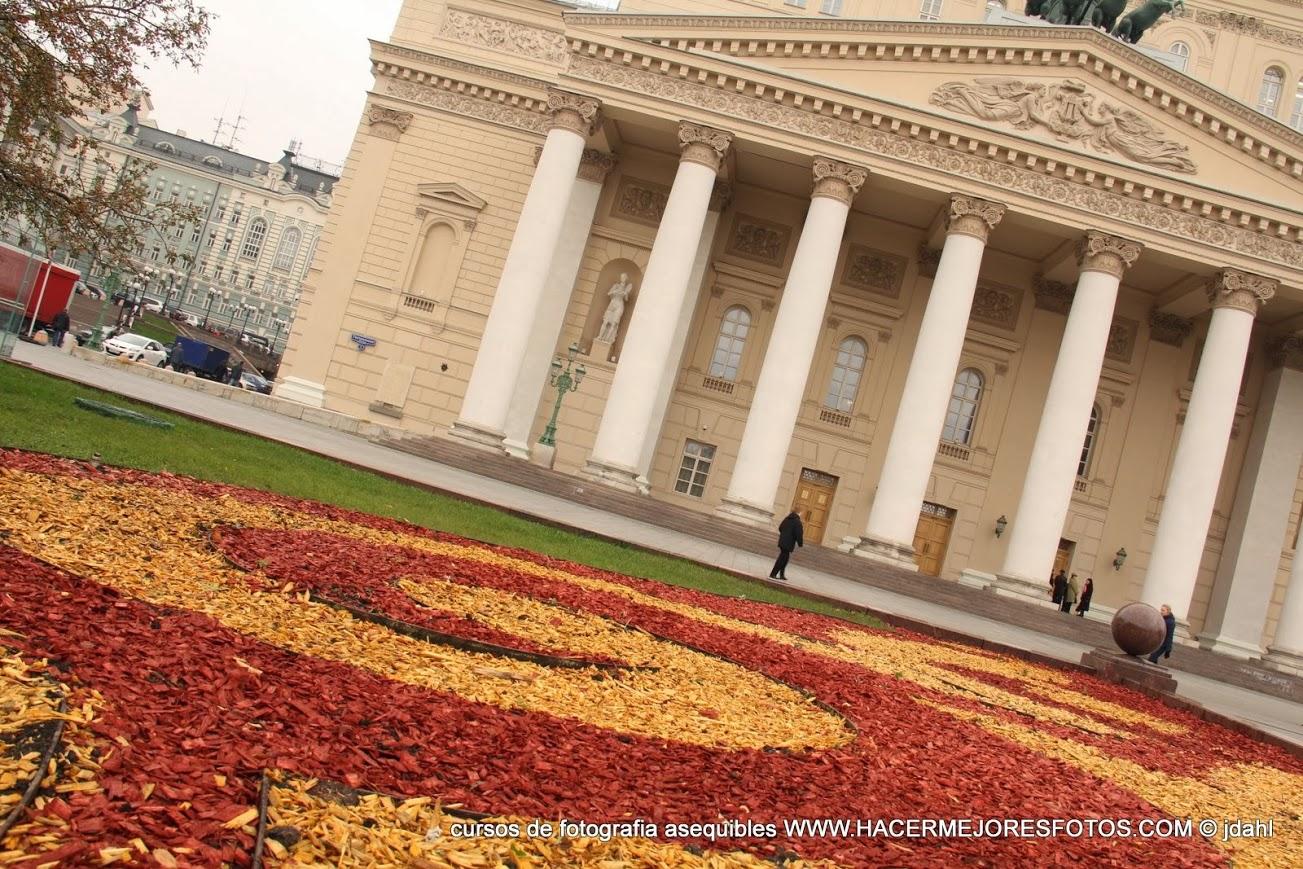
[1111,602,1165,657]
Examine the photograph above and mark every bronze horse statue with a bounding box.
[1112,0,1186,44]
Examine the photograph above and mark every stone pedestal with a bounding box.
[530,443,556,470]
[1081,649,1178,695]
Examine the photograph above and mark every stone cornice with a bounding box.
[371,40,552,92]
[561,49,1302,273]
[562,16,1303,174]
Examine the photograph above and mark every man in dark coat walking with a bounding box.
[770,510,804,581]
[49,309,71,348]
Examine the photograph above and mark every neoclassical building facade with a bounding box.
[277,0,1303,669]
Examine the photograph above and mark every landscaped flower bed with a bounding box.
[0,448,1299,867]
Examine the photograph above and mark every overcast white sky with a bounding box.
[136,0,405,168]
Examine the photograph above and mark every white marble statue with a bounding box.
[596,273,634,344]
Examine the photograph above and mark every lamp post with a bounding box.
[88,271,120,350]
[160,268,178,316]
[200,288,219,330]
[538,342,585,449]
[238,303,255,338]
[271,317,287,353]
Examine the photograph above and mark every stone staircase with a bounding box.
[386,434,1302,706]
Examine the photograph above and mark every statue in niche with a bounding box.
[596,273,634,344]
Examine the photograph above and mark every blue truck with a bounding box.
[172,336,231,381]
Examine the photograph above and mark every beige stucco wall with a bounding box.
[280,0,1303,648]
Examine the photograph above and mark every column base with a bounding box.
[446,419,507,452]
[844,535,918,572]
[1196,631,1265,661]
[1262,646,1303,675]
[958,569,997,590]
[530,443,556,470]
[633,475,652,496]
[716,496,775,528]
[502,437,532,460]
[582,457,643,493]
[991,572,1061,609]
[274,376,326,408]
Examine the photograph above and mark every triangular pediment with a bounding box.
[563,12,1303,208]
[415,182,487,213]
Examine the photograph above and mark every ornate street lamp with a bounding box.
[201,288,219,330]
[539,342,585,448]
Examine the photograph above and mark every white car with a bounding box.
[141,298,164,314]
[103,333,168,366]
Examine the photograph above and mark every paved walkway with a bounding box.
[6,341,1302,747]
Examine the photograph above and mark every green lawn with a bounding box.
[0,363,886,628]
[129,313,180,344]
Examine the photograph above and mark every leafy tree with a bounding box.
[0,1,211,267]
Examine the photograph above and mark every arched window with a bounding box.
[709,306,751,381]
[1290,78,1303,132]
[941,368,983,445]
[1258,67,1285,116]
[303,235,319,275]
[1168,41,1190,72]
[272,226,301,271]
[240,218,267,260]
[411,222,455,298]
[824,336,867,412]
[1078,404,1101,478]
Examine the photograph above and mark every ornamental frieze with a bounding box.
[841,245,907,299]
[385,80,546,134]
[1147,311,1192,347]
[970,283,1021,331]
[929,79,1196,174]
[725,215,791,267]
[1190,10,1303,51]
[612,177,670,227]
[566,56,1302,272]
[1104,317,1139,365]
[439,9,568,65]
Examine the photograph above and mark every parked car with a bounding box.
[183,313,201,327]
[238,371,273,394]
[74,281,105,299]
[75,325,117,347]
[103,333,168,366]
[141,298,163,314]
[110,290,130,305]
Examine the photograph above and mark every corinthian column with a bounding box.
[997,232,1142,592]
[584,122,732,491]
[449,89,600,450]
[503,149,617,459]
[844,195,1005,567]
[718,158,868,525]
[1141,270,1276,623]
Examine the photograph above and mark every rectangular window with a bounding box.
[231,267,240,286]
[214,265,224,282]
[245,272,255,289]
[222,234,233,252]
[190,225,202,243]
[820,0,843,13]
[230,204,242,226]
[149,247,160,262]
[206,231,216,248]
[919,0,943,20]
[172,224,185,239]
[199,259,208,277]
[674,440,716,498]
[215,204,227,223]
[784,0,806,6]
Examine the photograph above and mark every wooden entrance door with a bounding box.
[1053,538,1076,578]
[912,502,956,576]
[791,468,838,546]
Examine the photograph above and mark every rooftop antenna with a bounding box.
[210,97,230,144]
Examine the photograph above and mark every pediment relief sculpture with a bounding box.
[930,78,1197,174]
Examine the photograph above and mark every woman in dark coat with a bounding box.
[1075,576,1094,617]
[770,511,804,581]
[1147,604,1176,663]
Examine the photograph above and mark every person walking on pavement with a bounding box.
[1148,604,1176,664]
[49,309,70,348]
[1060,573,1079,614]
[1076,576,1094,617]
[1051,569,1067,606]
[770,510,804,581]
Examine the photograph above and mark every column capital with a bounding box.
[1075,231,1143,280]
[709,179,735,212]
[678,122,733,171]
[945,195,1006,242]
[546,89,601,137]
[365,105,413,141]
[577,148,618,183]
[1148,310,1193,347]
[811,157,868,206]
[1207,269,1276,315]
[1266,336,1303,371]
